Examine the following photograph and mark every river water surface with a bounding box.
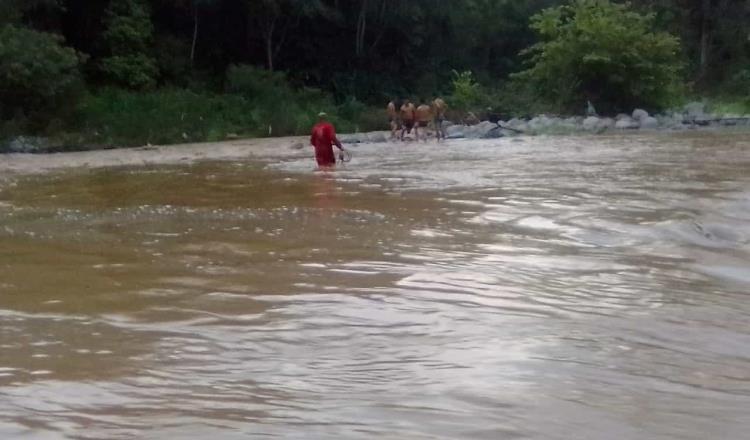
[1,132,749,439]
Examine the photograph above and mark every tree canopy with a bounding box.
[515,0,685,113]
[1,0,749,142]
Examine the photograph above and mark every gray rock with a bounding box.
[639,116,659,129]
[365,131,387,143]
[446,125,465,139]
[684,101,707,119]
[615,117,639,129]
[481,126,506,139]
[528,116,551,131]
[466,121,496,139]
[615,113,631,121]
[632,109,649,121]
[657,113,684,129]
[583,116,601,131]
[3,136,49,153]
[339,134,362,144]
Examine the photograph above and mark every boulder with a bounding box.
[632,109,649,122]
[339,134,363,144]
[2,136,49,153]
[365,131,387,143]
[615,117,639,129]
[446,124,465,139]
[639,116,659,129]
[481,126,506,139]
[684,101,707,119]
[615,113,631,121]
[657,113,684,129]
[582,116,601,131]
[466,121,496,138]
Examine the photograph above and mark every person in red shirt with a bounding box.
[310,112,345,168]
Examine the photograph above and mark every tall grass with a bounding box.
[68,70,385,149]
[75,88,260,147]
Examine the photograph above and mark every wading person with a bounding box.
[387,100,400,140]
[433,97,447,141]
[310,112,345,168]
[415,101,432,142]
[400,99,416,141]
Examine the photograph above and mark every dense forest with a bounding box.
[1,0,749,148]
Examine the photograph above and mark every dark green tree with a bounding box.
[0,24,84,128]
[514,0,684,113]
[100,0,159,89]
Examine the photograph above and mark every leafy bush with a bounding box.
[450,70,484,112]
[0,24,84,131]
[226,64,338,136]
[513,0,684,114]
[100,0,159,89]
[723,68,750,97]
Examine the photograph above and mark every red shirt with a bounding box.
[310,122,340,166]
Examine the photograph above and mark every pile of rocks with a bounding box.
[427,102,750,140]
[0,136,50,153]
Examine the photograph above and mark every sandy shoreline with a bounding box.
[0,136,314,176]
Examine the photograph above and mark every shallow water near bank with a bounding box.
[1,132,750,439]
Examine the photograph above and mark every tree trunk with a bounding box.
[190,2,198,68]
[356,0,368,58]
[265,25,275,71]
[698,0,711,79]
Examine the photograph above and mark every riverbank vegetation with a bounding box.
[1,0,749,150]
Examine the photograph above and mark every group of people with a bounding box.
[387,98,447,142]
[309,97,449,169]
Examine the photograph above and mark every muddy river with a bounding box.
[1,132,749,439]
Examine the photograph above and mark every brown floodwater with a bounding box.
[1,132,749,439]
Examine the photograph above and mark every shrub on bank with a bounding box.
[0,25,85,133]
[513,0,684,114]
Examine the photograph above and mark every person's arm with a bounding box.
[328,124,344,150]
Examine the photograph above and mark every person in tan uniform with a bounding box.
[387,100,399,140]
[400,99,417,141]
[415,101,432,142]
[432,97,447,141]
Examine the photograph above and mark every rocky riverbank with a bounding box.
[338,102,750,143]
[3,103,749,153]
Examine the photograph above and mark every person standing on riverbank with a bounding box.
[433,97,447,141]
[387,100,400,140]
[415,102,432,142]
[400,100,416,141]
[310,112,345,168]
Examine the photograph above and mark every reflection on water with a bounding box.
[1,132,750,439]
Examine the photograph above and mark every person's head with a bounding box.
[318,111,328,121]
